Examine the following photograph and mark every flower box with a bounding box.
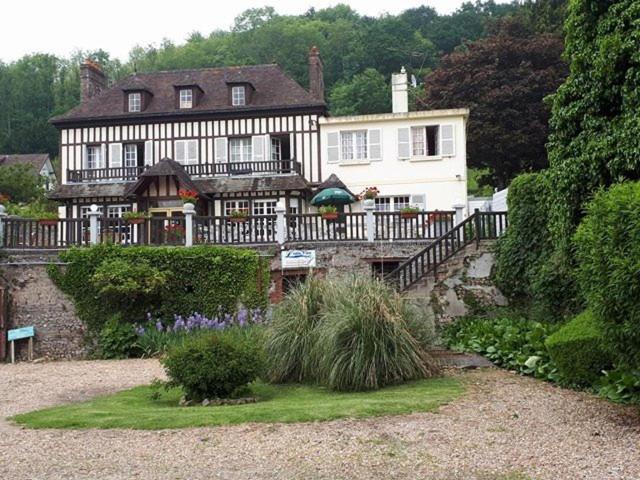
[400,212,418,220]
[322,212,339,221]
[38,219,58,226]
[127,218,146,225]
[230,217,248,223]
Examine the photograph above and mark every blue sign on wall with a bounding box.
[8,326,35,341]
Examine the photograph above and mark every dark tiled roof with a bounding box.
[315,173,356,197]
[194,175,310,195]
[0,153,49,171]
[48,182,127,200]
[52,64,325,125]
[124,158,205,198]
[49,174,310,200]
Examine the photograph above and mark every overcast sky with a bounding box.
[1,0,513,63]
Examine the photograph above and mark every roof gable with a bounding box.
[52,64,325,125]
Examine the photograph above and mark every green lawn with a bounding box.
[12,377,463,430]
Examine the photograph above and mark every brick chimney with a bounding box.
[80,59,106,103]
[392,67,409,114]
[308,46,325,102]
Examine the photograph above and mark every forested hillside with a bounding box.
[0,1,566,185]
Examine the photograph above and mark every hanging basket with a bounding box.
[322,212,339,221]
[400,212,418,220]
[126,218,145,225]
[230,217,248,223]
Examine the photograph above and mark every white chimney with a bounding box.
[391,67,408,114]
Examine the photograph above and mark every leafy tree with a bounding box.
[421,18,567,188]
[329,69,390,116]
[0,164,44,203]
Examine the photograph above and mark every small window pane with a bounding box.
[179,89,193,109]
[128,93,141,112]
[374,197,391,212]
[232,86,246,106]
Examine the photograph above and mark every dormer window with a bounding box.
[128,92,141,112]
[232,86,246,106]
[179,89,193,109]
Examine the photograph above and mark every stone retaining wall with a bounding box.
[0,251,86,360]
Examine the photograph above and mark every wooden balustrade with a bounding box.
[1,218,89,249]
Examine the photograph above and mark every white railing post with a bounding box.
[183,202,195,247]
[88,204,100,245]
[0,204,6,248]
[275,202,286,245]
[454,204,465,225]
[363,199,375,242]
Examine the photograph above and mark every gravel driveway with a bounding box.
[0,359,638,480]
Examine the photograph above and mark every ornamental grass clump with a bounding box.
[315,277,438,391]
[266,276,438,391]
[265,277,326,383]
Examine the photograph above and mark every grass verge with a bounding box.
[12,377,463,430]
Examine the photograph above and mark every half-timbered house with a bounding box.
[49,48,326,223]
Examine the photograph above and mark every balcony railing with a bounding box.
[66,159,301,183]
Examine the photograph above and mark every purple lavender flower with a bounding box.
[135,325,146,336]
[155,321,164,332]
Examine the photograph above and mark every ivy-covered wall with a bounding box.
[49,244,270,335]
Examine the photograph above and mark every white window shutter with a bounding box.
[327,132,339,163]
[440,124,455,156]
[144,140,153,166]
[187,140,198,163]
[215,137,228,163]
[82,145,88,169]
[175,141,185,163]
[368,129,382,161]
[410,194,426,211]
[109,143,122,168]
[100,144,107,168]
[252,135,265,162]
[397,128,410,160]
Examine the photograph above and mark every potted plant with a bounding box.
[178,189,199,205]
[359,186,380,201]
[400,206,420,219]
[229,209,249,223]
[0,193,10,206]
[36,212,59,226]
[319,205,338,220]
[122,211,148,225]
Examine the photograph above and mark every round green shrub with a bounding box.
[162,329,263,401]
[545,310,612,386]
[315,277,438,391]
[265,277,326,383]
[574,182,640,368]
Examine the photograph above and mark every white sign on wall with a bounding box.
[281,250,316,269]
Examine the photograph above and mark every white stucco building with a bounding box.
[319,68,468,214]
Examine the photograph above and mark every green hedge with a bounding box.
[574,181,640,368]
[49,244,269,335]
[493,173,551,301]
[545,310,612,386]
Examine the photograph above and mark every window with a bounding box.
[253,200,277,216]
[174,139,198,164]
[393,196,411,211]
[107,205,131,218]
[229,137,252,162]
[374,197,391,212]
[128,93,141,112]
[80,205,103,218]
[124,144,138,168]
[371,260,402,280]
[271,137,282,161]
[232,86,245,106]
[179,89,193,109]
[340,130,367,161]
[225,200,249,216]
[411,126,439,157]
[86,145,103,169]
